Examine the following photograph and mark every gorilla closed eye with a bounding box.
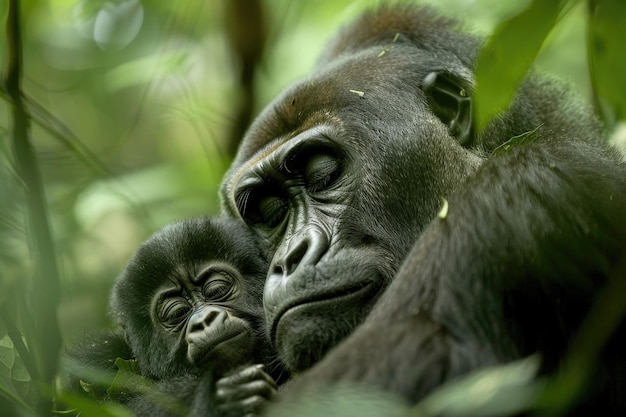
[203,275,237,301]
[258,195,288,227]
[283,139,344,189]
[237,187,288,229]
[158,298,191,330]
[304,153,342,192]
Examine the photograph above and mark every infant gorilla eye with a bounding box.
[159,298,191,330]
[203,272,237,301]
[304,153,341,192]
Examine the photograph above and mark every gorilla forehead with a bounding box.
[111,218,265,324]
[223,43,470,204]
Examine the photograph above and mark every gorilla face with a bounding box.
[111,218,269,379]
[221,40,483,371]
[151,261,257,375]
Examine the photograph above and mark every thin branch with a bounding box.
[4,0,62,414]
[225,0,267,156]
[586,0,605,125]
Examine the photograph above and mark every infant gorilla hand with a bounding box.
[215,364,278,417]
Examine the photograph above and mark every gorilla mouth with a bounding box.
[206,329,247,352]
[191,329,249,367]
[270,281,380,345]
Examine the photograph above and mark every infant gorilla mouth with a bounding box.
[66,217,285,416]
[188,328,249,368]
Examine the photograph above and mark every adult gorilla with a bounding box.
[220,4,626,409]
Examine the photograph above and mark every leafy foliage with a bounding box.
[588,0,626,124]
[0,0,624,416]
[473,0,568,130]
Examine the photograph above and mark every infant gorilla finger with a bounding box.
[217,394,270,417]
[214,365,278,416]
[216,364,278,390]
[215,376,278,403]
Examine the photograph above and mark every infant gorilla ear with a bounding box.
[64,217,286,417]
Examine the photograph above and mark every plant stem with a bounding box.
[4,0,62,414]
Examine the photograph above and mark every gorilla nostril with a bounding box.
[272,229,329,281]
[272,263,285,277]
[284,240,309,276]
[202,309,220,325]
[189,308,222,333]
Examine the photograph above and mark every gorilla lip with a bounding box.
[190,329,249,365]
[270,281,380,345]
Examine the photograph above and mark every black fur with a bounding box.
[65,217,284,416]
[220,4,626,412]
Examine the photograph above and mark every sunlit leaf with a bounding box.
[0,335,16,371]
[271,384,408,417]
[474,0,570,131]
[411,356,542,417]
[588,0,626,124]
[437,198,449,219]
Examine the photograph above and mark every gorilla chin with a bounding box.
[267,260,387,372]
[189,327,252,372]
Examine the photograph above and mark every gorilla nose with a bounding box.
[187,307,226,334]
[271,228,329,279]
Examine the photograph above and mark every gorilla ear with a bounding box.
[422,72,473,146]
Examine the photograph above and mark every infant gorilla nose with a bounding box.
[186,309,253,369]
[64,217,285,416]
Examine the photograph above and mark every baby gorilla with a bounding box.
[65,217,283,417]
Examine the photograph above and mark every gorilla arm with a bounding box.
[62,330,278,417]
[125,364,277,417]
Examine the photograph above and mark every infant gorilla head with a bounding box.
[110,217,271,380]
[65,217,281,416]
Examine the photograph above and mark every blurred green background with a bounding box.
[0,0,594,341]
[1,0,620,414]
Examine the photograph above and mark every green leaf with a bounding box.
[411,356,542,417]
[0,374,31,410]
[270,383,408,417]
[11,358,31,383]
[107,358,153,399]
[0,335,16,371]
[113,357,141,375]
[474,0,569,131]
[57,392,135,417]
[437,198,449,219]
[588,0,626,124]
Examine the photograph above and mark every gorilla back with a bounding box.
[220,4,626,410]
